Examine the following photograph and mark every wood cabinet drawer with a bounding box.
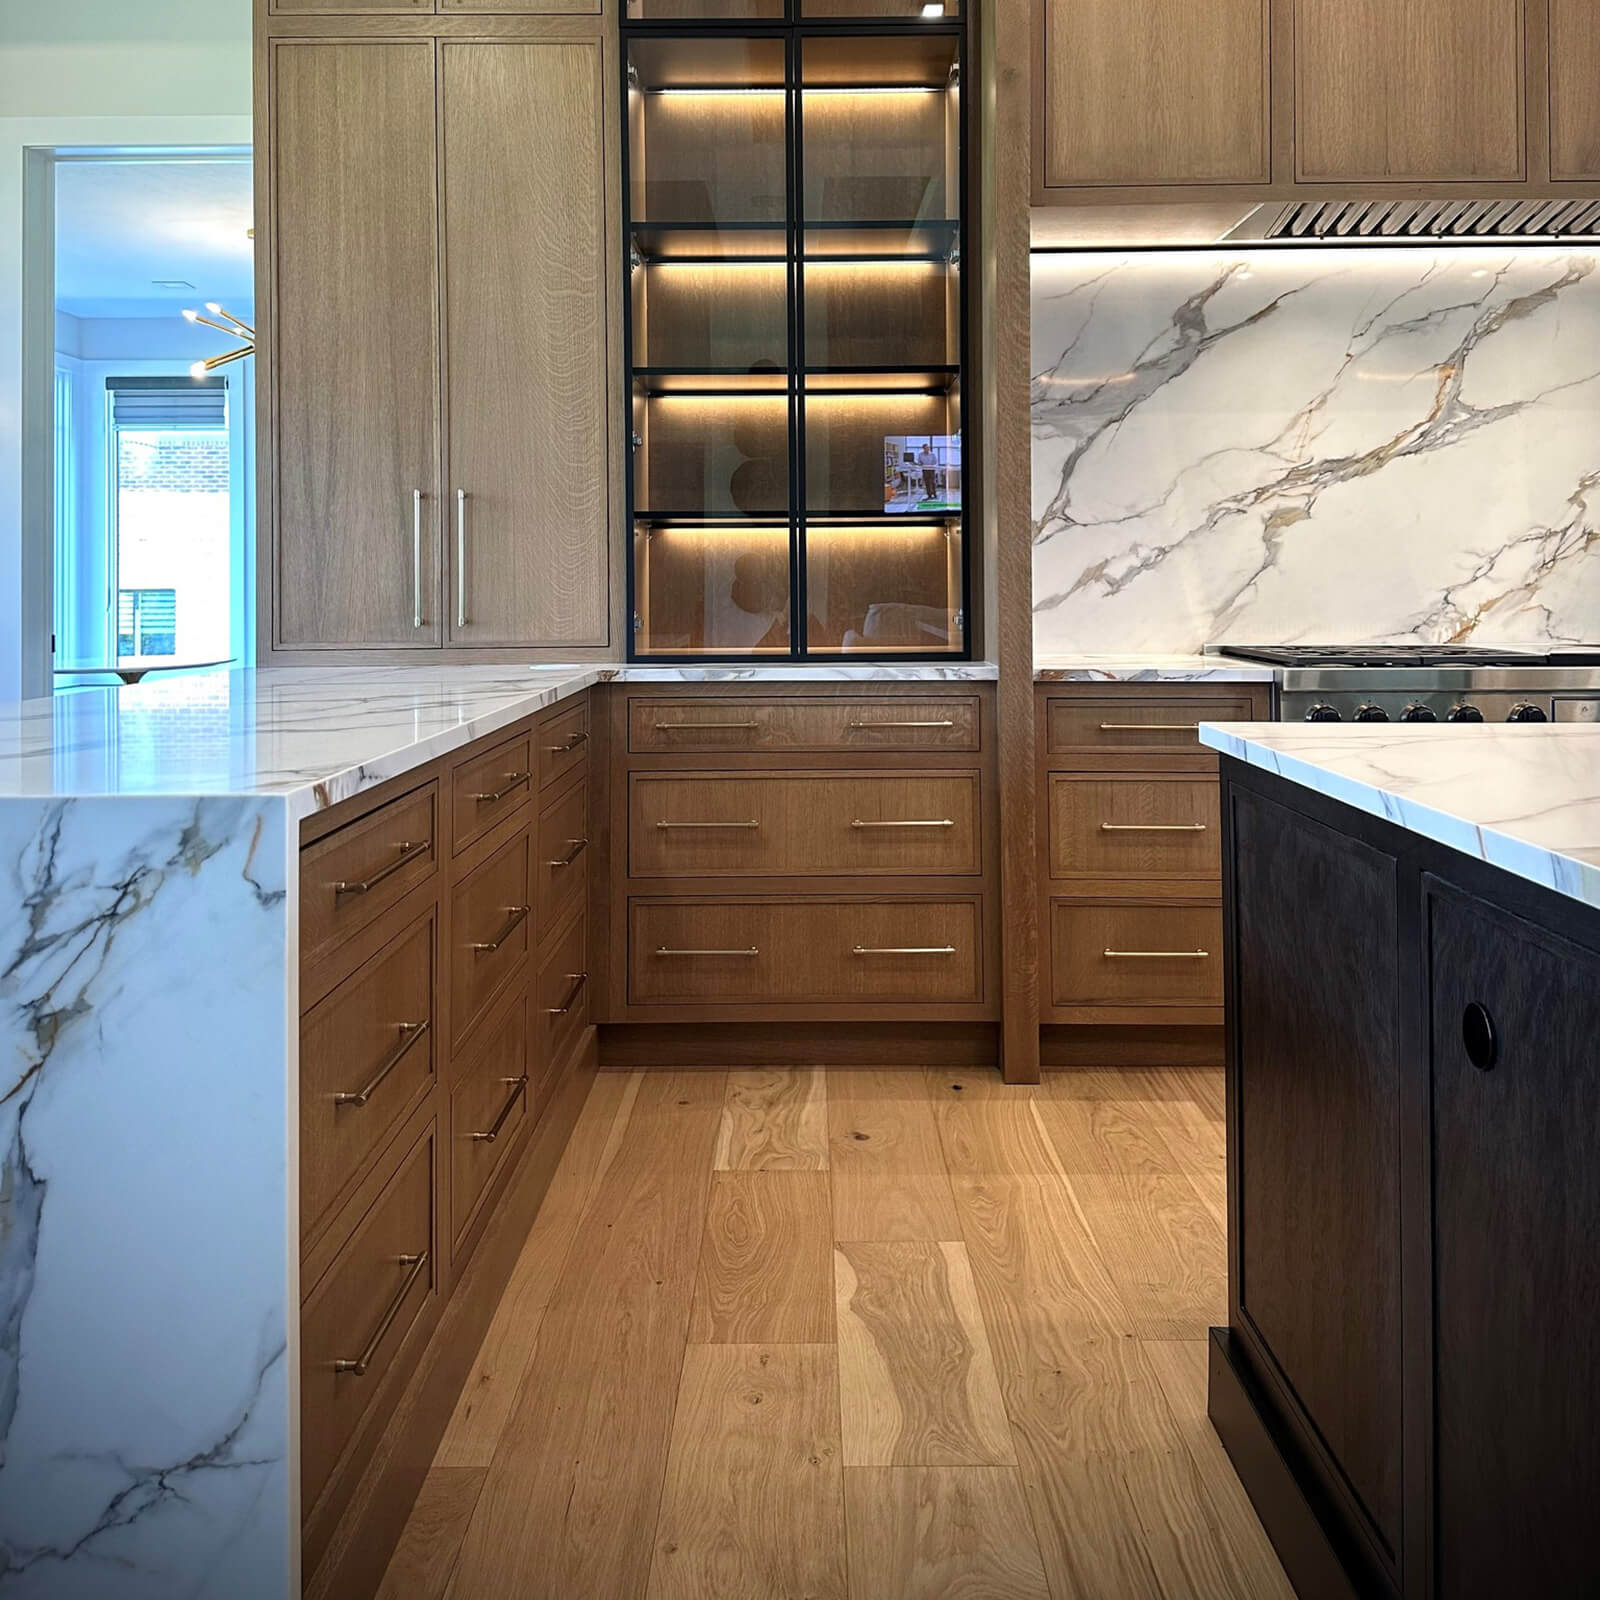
[1047,775,1221,881]
[535,911,589,1084]
[536,779,590,936]
[1049,901,1223,1008]
[449,993,530,1256]
[538,698,589,794]
[301,910,437,1246]
[450,827,534,1050]
[301,1120,436,1517]
[301,783,438,971]
[629,772,981,878]
[630,898,982,1005]
[628,695,981,754]
[1045,695,1259,763]
[450,728,535,856]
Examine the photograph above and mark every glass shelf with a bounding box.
[632,383,791,520]
[803,257,959,369]
[634,520,793,656]
[804,519,963,655]
[630,257,790,371]
[804,376,961,517]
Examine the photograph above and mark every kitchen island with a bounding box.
[1199,721,1600,1600]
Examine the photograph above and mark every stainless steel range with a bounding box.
[1207,644,1600,724]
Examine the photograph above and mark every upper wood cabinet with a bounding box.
[1295,0,1524,182]
[269,1,597,11]
[1549,0,1600,181]
[1036,0,1270,190]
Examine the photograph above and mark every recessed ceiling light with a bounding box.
[152,279,195,290]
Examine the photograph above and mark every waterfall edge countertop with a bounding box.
[0,660,999,819]
[1201,720,1600,911]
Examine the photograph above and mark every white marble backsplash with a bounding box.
[1033,247,1600,654]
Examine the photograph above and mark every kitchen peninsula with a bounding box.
[1199,720,1600,1599]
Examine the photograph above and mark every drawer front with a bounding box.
[1049,901,1223,1007]
[630,898,982,1005]
[629,773,981,878]
[450,994,530,1253]
[451,828,534,1050]
[451,728,535,856]
[1045,695,1259,761]
[629,695,981,754]
[301,1122,435,1515]
[1048,776,1221,881]
[301,784,438,970]
[535,779,590,936]
[535,911,589,1088]
[301,911,437,1244]
[538,698,590,795]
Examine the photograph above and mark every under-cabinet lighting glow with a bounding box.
[804,85,944,95]
[921,2,946,14]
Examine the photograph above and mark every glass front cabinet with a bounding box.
[623,0,970,660]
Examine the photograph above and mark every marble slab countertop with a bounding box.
[1201,721,1600,911]
[1035,653,1277,683]
[0,661,999,818]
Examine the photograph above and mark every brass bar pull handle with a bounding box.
[1103,949,1211,960]
[334,1250,430,1376]
[412,490,423,630]
[548,730,589,754]
[847,719,956,730]
[1098,722,1200,732]
[456,489,468,630]
[656,819,759,830]
[546,972,588,1015]
[656,720,760,731]
[851,818,955,830]
[1099,822,1208,833]
[333,838,431,897]
[548,837,589,868]
[655,946,760,957]
[853,945,958,956]
[472,1075,528,1144]
[470,905,530,955]
[471,772,530,805]
[333,1021,429,1108]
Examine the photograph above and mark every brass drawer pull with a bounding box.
[655,946,760,957]
[547,730,588,754]
[472,1075,528,1144]
[470,904,530,955]
[848,719,956,730]
[656,720,760,731]
[1103,949,1211,960]
[853,945,958,956]
[1098,822,1208,833]
[548,837,589,868]
[1098,722,1200,732]
[851,818,955,830]
[332,1020,430,1108]
[334,1249,430,1376]
[471,771,530,805]
[546,972,588,1015]
[332,838,431,897]
[656,819,760,830]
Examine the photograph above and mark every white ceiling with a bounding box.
[55,156,254,320]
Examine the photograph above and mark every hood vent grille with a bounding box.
[1253,198,1600,242]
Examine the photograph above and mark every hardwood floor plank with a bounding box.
[844,1467,1051,1600]
[1170,1066,1226,1125]
[835,1240,1015,1467]
[689,1171,834,1345]
[647,1344,847,1600]
[926,1070,1065,1179]
[447,1071,725,1600]
[434,1071,641,1470]
[714,1067,829,1171]
[830,1070,962,1241]
[375,1467,485,1600]
[1035,1094,1191,1178]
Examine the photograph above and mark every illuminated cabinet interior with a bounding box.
[623,2,969,659]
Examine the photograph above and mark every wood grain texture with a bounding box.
[689,1172,835,1345]
[829,1070,963,1241]
[1549,0,1600,178]
[374,1468,484,1600]
[925,1071,1063,1179]
[835,1241,1015,1467]
[714,1068,828,1171]
[647,1345,847,1600]
[844,1467,1051,1600]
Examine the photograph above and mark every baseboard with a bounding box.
[1040,1023,1224,1069]
[304,1029,598,1600]
[597,1020,999,1069]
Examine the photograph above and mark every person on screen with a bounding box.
[917,441,939,503]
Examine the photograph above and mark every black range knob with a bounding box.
[1305,703,1342,722]
[1508,701,1549,723]
[1447,703,1485,723]
[1354,703,1390,722]
[1400,702,1438,723]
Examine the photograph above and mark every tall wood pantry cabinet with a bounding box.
[258,20,616,655]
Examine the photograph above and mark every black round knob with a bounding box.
[1400,702,1438,723]
[1305,703,1342,722]
[1508,702,1549,723]
[1354,703,1390,722]
[1462,1002,1497,1072]
[1447,703,1485,723]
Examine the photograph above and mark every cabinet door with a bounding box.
[441,41,611,648]
[271,0,432,13]
[1295,0,1524,182]
[441,0,599,13]
[1550,0,1600,180]
[271,42,442,648]
[1427,881,1600,1599]
[1038,0,1269,188]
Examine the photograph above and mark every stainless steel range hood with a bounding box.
[1227,197,1600,243]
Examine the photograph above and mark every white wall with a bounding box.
[0,0,252,699]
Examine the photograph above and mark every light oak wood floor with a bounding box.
[381,1065,1293,1600]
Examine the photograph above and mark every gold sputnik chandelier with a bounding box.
[183,302,254,379]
